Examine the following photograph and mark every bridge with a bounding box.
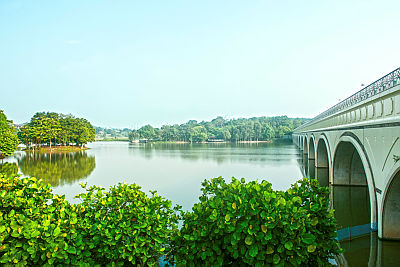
[293,67,400,240]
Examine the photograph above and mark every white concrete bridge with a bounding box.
[293,67,400,240]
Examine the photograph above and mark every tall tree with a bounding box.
[0,110,19,158]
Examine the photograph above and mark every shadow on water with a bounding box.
[17,151,96,187]
[298,156,400,266]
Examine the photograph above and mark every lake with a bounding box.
[4,141,400,265]
[8,141,302,209]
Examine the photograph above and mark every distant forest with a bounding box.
[126,116,309,143]
[94,127,130,140]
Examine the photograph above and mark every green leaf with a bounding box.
[284,241,293,250]
[266,245,274,254]
[31,230,41,238]
[308,244,316,253]
[245,236,253,246]
[249,245,258,257]
[302,233,315,244]
[27,247,35,254]
[53,227,61,236]
[311,217,318,226]
[261,225,267,233]
[273,254,280,265]
[67,247,77,254]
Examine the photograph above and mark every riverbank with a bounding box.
[23,145,89,153]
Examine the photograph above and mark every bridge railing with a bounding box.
[295,67,400,131]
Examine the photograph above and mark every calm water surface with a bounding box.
[5,141,400,266]
[9,141,302,209]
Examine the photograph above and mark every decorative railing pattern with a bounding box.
[296,67,400,131]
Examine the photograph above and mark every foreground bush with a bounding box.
[0,174,80,266]
[1,173,340,266]
[75,182,180,266]
[0,174,180,266]
[171,177,341,266]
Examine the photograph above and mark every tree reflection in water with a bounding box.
[18,151,95,187]
[0,162,18,176]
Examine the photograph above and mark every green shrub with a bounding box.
[75,182,180,266]
[0,174,180,266]
[0,173,84,266]
[171,177,341,266]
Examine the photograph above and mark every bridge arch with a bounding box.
[309,136,315,159]
[304,137,308,156]
[381,164,400,240]
[332,135,377,227]
[316,136,331,186]
[298,136,302,150]
[316,136,330,169]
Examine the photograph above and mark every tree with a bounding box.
[127,116,309,143]
[128,130,140,142]
[17,112,95,148]
[0,110,19,158]
[138,125,156,140]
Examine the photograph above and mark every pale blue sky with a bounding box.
[1,0,399,128]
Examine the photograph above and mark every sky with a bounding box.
[1,0,400,129]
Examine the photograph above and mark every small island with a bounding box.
[17,112,95,152]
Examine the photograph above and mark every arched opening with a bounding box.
[382,169,400,240]
[308,138,316,179]
[303,137,309,177]
[299,136,303,151]
[309,138,315,160]
[304,137,308,156]
[316,138,329,187]
[333,142,367,186]
[332,140,374,240]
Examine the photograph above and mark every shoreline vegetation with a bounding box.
[94,116,309,144]
[127,116,308,144]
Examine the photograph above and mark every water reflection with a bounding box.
[0,162,18,176]
[316,167,329,187]
[17,151,96,187]
[298,154,400,266]
[332,185,370,238]
[128,142,299,165]
[308,159,315,179]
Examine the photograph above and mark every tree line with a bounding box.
[18,112,95,149]
[129,116,308,143]
[0,110,19,158]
